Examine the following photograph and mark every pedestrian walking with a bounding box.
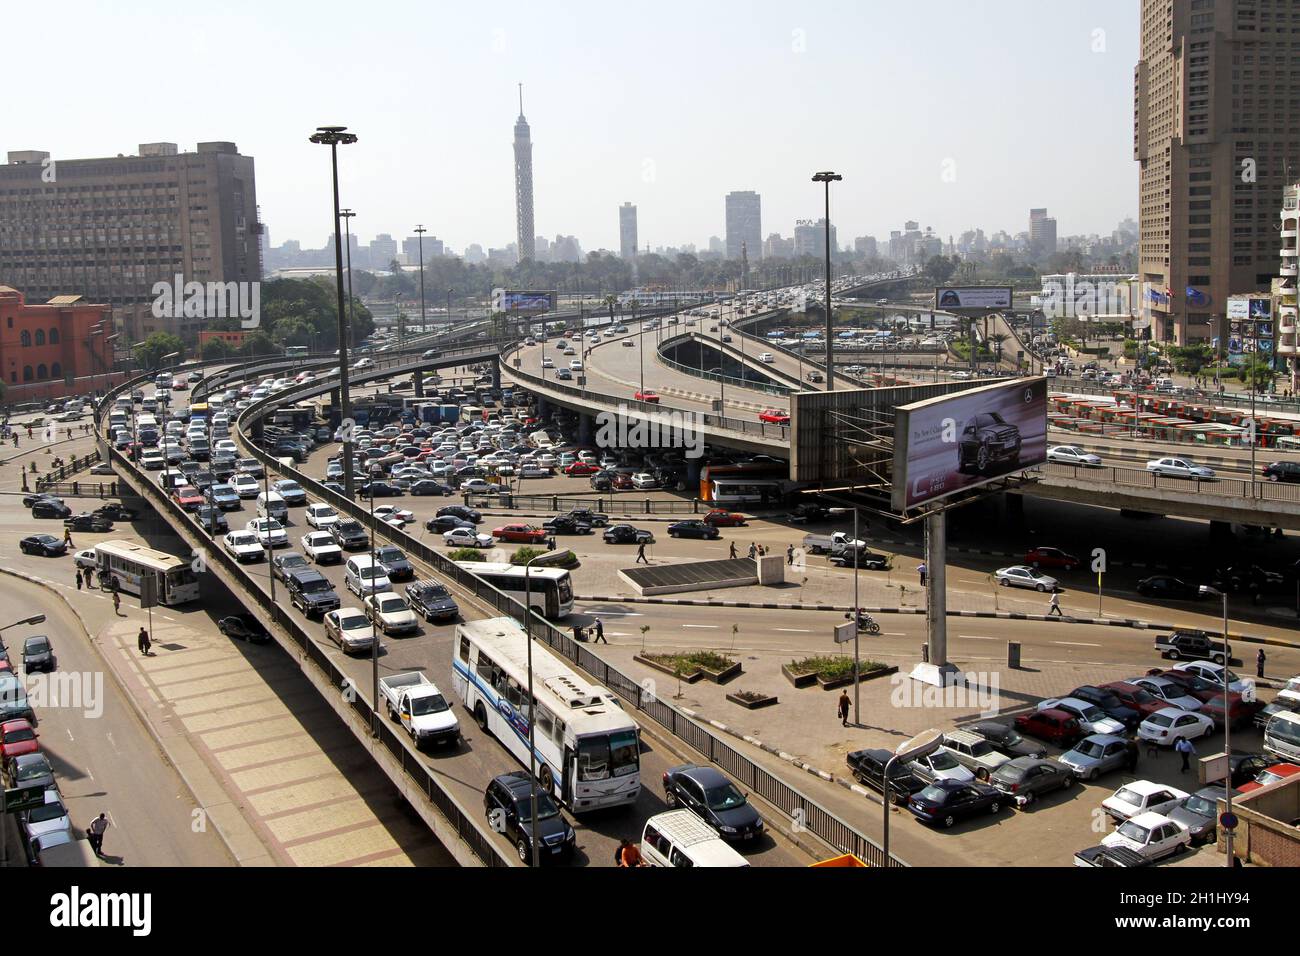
[592,618,607,644]
[63,528,73,547]
[137,627,151,656]
[916,563,927,587]
[1175,736,1195,773]
[837,689,851,727]
[112,590,121,616]
[635,542,648,564]
[1257,648,1266,679]
[547,535,557,553]
[786,544,794,566]
[728,542,737,559]
[1048,591,1063,616]
[75,568,83,591]
[747,542,757,560]
[1125,738,1139,772]
[87,813,109,856]
[85,566,96,589]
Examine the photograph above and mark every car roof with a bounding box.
[672,764,728,787]
[1127,811,1176,827]
[1078,733,1127,746]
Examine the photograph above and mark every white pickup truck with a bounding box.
[379,672,460,747]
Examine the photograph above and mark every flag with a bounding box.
[1186,287,1209,306]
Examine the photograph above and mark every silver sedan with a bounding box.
[995,565,1059,592]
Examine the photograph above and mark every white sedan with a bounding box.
[73,548,98,570]
[373,505,415,525]
[1101,781,1190,822]
[1101,811,1191,861]
[569,359,583,371]
[301,531,343,564]
[246,518,288,548]
[541,356,554,368]
[324,607,377,654]
[1146,457,1215,480]
[213,439,239,455]
[1171,661,1255,699]
[994,566,1059,592]
[230,474,260,498]
[631,472,658,490]
[363,593,419,635]
[759,353,775,363]
[305,503,340,529]
[1137,707,1215,746]
[1047,445,1103,467]
[223,531,265,562]
[352,357,374,370]
[443,527,493,548]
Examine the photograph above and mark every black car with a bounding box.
[361,481,403,498]
[93,504,137,523]
[286,569,342,617]
[542,515,592,536]
[23,493,62,508]
[667,520,720,540]
[1213,564,1285,596]
[1073,844,1152,868]
[194,506,229,533]
[374,545,414,581]
[483,771,575,865]
[1262,460,1300,483]
[405,579,460,623]
[907,779,1004,828]
[963,721,1046,759]
[1067,686,1141,730]
[829,549,889,570]
[957,412,1021,474]
[1136,575,1203,600]
[321,481,349,498]
[1229,752,1281,786]
[218,614,271,644]
[21,636,55,674]
[603,524,654,545]
[333,520,369,550]
[437,505,481,524]
[663,764,764,842]
[426,515,474,534]
[564,509,609,528]
[988,757,1075,807]
[410,479,453,496]
[63,513,114,533]
[31,499,72,519]
[211,457,238,481]
[588,473,613,492]
[271,552,311,583]
[18,534,66,557]
[846,748,927,806]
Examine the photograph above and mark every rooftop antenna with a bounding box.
[518,82,524,116]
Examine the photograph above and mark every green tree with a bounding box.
[510,546,545,565]
[1241,357,1278,393]
[135,332,184,370]
[240,330,277,358]
[200,337,232,360]
[923,255,957,285]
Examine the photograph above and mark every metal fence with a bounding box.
[464,493,705,515]
[1040,461,1300,503]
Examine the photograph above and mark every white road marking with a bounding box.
[956,634,996,641]
[773,628,811,633]
[66,728,75,742]
[582,610,642,617]
[682,624,718,629]
[1054,641,1101,647]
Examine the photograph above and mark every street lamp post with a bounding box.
[415,225,427,343]
[813,171,842,389]
[310,126,359,500]
[830,503,863,721]
[340,209,357,350]
[369,487,380,738]
[1200,584,1234,867]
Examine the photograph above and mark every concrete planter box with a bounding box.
[726,691,779,710]
[818,664,898,691]
[781,663,818,689]
[634,654,703,684]
[701,661,743,685]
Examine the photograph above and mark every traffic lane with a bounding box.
[0,574,234,867]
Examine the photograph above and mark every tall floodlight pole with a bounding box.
[310,125,358,499]
[340,209,357,350]
[415,225,428,340]
[812,171,842,389]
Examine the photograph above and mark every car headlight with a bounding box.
[719,825,737,833]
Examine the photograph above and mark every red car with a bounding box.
[634,390,661,403]
[1014,708,1083,748]
[1239,763,1300,793]
[1099,681,1169,720]
[703,509,747,527]
[564,462,600,476]
[0,719,39,767]
[492,523,547,544]
[610,473,634,490]
[1024,547,1080,571]
[171,486,205,511]
[759,409,790,425]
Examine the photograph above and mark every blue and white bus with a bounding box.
[452,617,641,812]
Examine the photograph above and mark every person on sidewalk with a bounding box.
[786,544,794,566]
[87,813,109,856]
[1257,648,1267,679]
[635,542,648,564]
[112,590,121,616]
[1048,592,1063,616]
[837,689,852,727]
[76,568,84,590]
[916,563,927,587]
[1175,736,1195,773]
[728,542,737,559]
[592,618,607,644]
[137,627,151,656]
[747,542,757,560]
[63,528,73,548]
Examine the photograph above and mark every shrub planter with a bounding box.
[727,690,779,710]
[700,660,743,685]
[818,664,898,691]
[784,656,896,691]
[635,654,703,684]
[782,663,818,688]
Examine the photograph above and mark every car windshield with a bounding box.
[360,567,385,580]
[929,751,960,771]
[301,579,332,593]
[27,801,67,823]
[515,792,560,823]
[1074,739,1106,758]
[1113,787,1143,806]
[1183,794,1216,815]
[917,784,948,802]
[576,730,639,781]
[1147,713,1174,728]
[991,764,1023,783]
[279,482,302,493]
[1079,705,1106,723]
[377,597,407,613]
[410,694,449,716]
[1116,820,1151,843]
[421,584,450,599]
[5,726,35,742]
[338,522,362,534]
[339,614,369,630]
[704,782,747,811]
[1268,716,1300,747]
[15,759,48,781]
[376,548,405,563]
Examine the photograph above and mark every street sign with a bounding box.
[1220,812,1238,831]
[4,786,47,814]
[833,621,855,645]
[140,576,158,609]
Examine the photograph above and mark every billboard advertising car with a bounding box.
[493,289,556,314]
[935,286,1013,313]
[892,377,1048,511]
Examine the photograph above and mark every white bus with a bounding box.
[94,540,200,606]
[284,345,310,359]
[452,617,641,812]
[453,561,573,620]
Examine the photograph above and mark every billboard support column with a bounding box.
[910,509,960,688]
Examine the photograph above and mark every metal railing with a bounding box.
[464,493,706,515]
[1039,461,1300,503]
[655,331,795,397]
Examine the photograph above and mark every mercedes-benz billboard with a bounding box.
[891,377,1048,511]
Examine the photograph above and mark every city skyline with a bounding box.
[2,0,1141,257]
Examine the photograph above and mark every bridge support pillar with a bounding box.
[686,458,702,489]
[414,368,424,398]
[910,509,961,688]
[535,396,549,420]
[578,412,594,446]
[491,358,501,390]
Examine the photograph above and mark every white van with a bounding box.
[640,810,750,868]
[255,491,288,521]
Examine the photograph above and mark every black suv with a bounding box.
[483,771,575,865]
[846,748,927,806]
[1212,565,1285,596]
[333,520,370,550]
[957,411,1022,474]
[405,579,460,623]
[374,545,414,581]
[286,568,341,617]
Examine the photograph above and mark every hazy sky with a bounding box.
[4,0,1139,254]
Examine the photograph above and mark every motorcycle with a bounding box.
[844,612,880,635]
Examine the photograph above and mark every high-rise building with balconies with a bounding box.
[1278,183,1299,387]
[619,203,638,260]
[725,191,761,261]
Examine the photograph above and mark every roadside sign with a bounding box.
[1220,812,1238,831]
[4,786,46,814]
[1199,752,1230,785]
[833,621,855,645]
[140,576,158,609]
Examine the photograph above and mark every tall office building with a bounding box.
[619,203,638,260]
[369,233,398,270]
[725,191,762,261]
[0,141,261,342]
[512,86,536,262]
[1135,0,1300,345]
[1029,208,1057,256]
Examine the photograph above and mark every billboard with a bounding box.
[935,286,1013,313]
[1227,297,1251,320]
[492,289,556,314]
[892,377,1049,511]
